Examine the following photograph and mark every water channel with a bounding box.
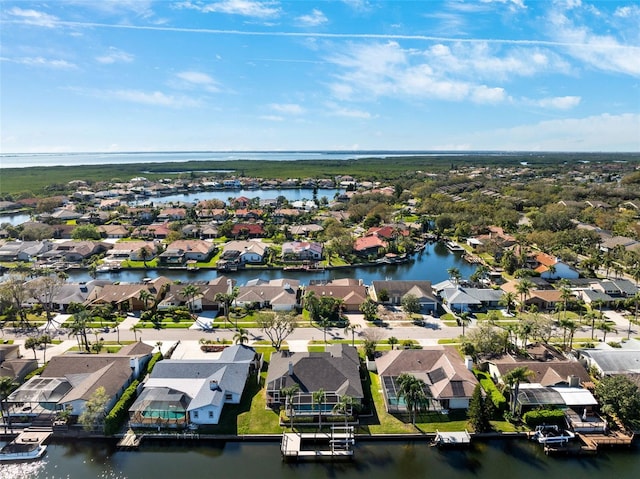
[2,438,639,479]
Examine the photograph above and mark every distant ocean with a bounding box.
[0,150,507,169]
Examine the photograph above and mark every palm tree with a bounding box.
[138,289,154,313]
[233,327,249,345]
[597,321,616,343]
[25,336,40,360]
[312,389,326,430]
[591,299,604,339]
[180,284,201,316]
[130,323,141,342]
[343,322,361,347]
[458,312,472,337]
[515,279,534,311]
[138,246,153,268]
[281,384,300,429]
[447,267,461,284]
[499,292,517,315]
[155,341,163,354]
[396,373,430,425]
[559,283,573,320]
[333,395,357,427]
[388,336,399,350]
[503,366,534,416]
[68,310,91,352]
[318,318,331,345]
[0,376,17,434]
[214,287,239,329]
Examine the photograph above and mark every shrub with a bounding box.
[522,409,566,428]
[24,365,46,381]
[474,370,507,413]
[104,380,139,436]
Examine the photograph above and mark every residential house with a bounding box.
[230,223,265,238]
[439,286,503,313]
[353,235,387,257]
[287,224,324,236]
[533,252,579,280]
[105,241,158,262]
[6,342,153,420]
[159,239,216,265]
[219,240,269,267]
[157,207,186,222]
[97,224,130,239]
[574,340,640,381]
[304,278,368,312]
[236,278,300,311]
[265,344,363,416]
[129,345,260,427]
[370,280,437,314]
[40,241,112,263]
[281,241,323,262]
[0,344,38,383]
[0,240,53,262]
[158,277,236,312]
[86,276,172,311]
[375,347,478,411]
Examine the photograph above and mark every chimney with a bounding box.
[288,361,294,376]
[210,379,220,391]
[568,375,579,388]
[464,356,473,371]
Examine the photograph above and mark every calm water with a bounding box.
[61,242,476,286]
[0,151,447,169]
[2,438,639,479]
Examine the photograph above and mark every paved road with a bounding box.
[5,310,638,366]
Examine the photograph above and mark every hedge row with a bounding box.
[522,409,566,427]
[104,379,139,436]
[143,352,163,376]
[474,370,508,412]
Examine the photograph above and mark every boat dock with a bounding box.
[433,430,472,447]
[281,426,355,460]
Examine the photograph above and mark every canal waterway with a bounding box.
[2,438,639,479]
[61,242,476,286]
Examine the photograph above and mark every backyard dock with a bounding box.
[433,430,472,447]
[281,426,355,460]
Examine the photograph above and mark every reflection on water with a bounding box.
[25,439,640,479]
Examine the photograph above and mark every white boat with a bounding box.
[531,425,575,444]
[0,442,47,463]
[446,241,465,252]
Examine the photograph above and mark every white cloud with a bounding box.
[103,89,200,107]
[296,9,328,27]
[96,47,134,64]
[175,71,220,92]
[325,103,373,119]
[471,85,507,103]
[8,7,59,27]
[269,103,305,115]
[547,3,640,76]
[467,113,640,151]
[533,95,581,110]
[1,56,77,69]
[260,115,284,121]
[615,5,640,18]
[179,0,280,18]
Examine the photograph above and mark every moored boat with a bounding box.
[0,442,47,463]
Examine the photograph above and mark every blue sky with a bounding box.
[1,0,639,153]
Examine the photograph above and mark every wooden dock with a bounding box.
[433,430,472,447]
[281,426,355,460]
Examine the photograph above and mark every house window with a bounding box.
[225,393,233,401]
[193,411,199,419]
[208,411,213,418]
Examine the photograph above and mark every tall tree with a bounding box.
[68,310,91,352]
[257,311,297,351]
[515,279,535,311]
[233,327,249,345]
[215,287,239,329]
[396,373,430,425]
[180,284,201,316]
[597,321,616,343]
[343,321,361,347]
[313,389,326,430]
[503,366,534,416]
[468,384,491,433]
[79,386,109,432]
[281,384,300,429]
[26,274,65,329]
[0,376,17,434]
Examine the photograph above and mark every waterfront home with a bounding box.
[220,240,269,265]
[353,235,387,257]
[375,347,478,412]
[486,354,591,388]
[97,224,130,239]
[156,207,186,222]
[369,280,437,314]
[0,240,53,262]
[230,223,265,238]
[6,342,153,421]
[304,278,368,312]
[129,345,260,428]
[159,239,216,265]
[236,278,300,311]
[281,241,323,262]
[40,240,112,263]
[22,279,111,312]
[157,276,236,312]
[104,241,158,262]
[265,344,363,417]
[532,252,579,280]
[287,224,324,236]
